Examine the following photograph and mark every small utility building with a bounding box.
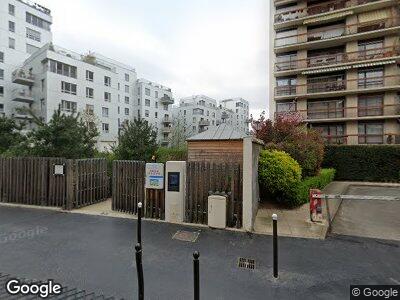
[186,124,249,163]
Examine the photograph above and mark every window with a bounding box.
[26,12,51,31]
[307,99,344,119]
[313,124,345,145]
[125,96,129,104]
[125,85,129,93]
[358,68,384,88]
[26,28,41,42]
[137,99,140,105]
[0,103,4,112]
[358,94,383,117]
[184,110,186,116]
[125,108,129,116]
[0,69,3,80]
[0,86,4,96]
[163,104,168,111]
[9,21,15,33]
[61,81,77,95]
[86,70,93,82]
[86,104,94,115]
[358,122,384,144]
[104,76,111,87]
[102,123,109,133]
[9,4,15,16]
[86,87,94,98]
[61,100,77,112]
[26,44,39,54]
[118,106,120,114]
[307,73,345,93]
[125,73,129,81]
[104,92,111,102]
[145,110,149,117]
[102,107,109,117]
[145,88,150,96]
[9,38,15,49]
[155,91,159,98]
[145,99,151,107]
[358,39,384,60]
[307,22,345,42]
[0,52,3,63]
[155,102,158,108]
[48,60,77,78]
[276,28,298,47]
[155,112,158,118]
[276,77,297,96]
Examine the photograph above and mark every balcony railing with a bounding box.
[275,46,400,72]
[162,117,172,123]
[275,75,400,97]
[11,88,34,103]
[319,134,400,145]
[276,103,400,120]
[275,17,400,47]
[274,0,379,24]
[199,120,210,126]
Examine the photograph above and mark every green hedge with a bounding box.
[323,145,400,182]
[155,147,187,163]
[296,169,336,206]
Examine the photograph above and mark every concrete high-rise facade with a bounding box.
[270,0,400,145]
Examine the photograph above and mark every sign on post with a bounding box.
[145,163,164,189]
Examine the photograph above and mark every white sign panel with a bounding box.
[145,163,164,189]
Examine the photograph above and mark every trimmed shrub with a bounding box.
[258,150,302,206]
[323,145,400,182]
[155,146,187,163]
[296,169,336,206]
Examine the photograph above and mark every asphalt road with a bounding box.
[0,206,399,300]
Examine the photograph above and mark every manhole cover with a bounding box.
[237,257,256,270]
[172,230,200,242]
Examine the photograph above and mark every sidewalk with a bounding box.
[253,181,350,239]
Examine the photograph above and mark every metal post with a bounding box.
[138,202,142,245]
[135,243,144,300]
[193,251,200,300]
[272,214,278,278]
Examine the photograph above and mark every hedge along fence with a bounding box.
[323,145,400,182]
[296,169,336,205]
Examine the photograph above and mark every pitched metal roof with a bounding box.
[187,124,248,141]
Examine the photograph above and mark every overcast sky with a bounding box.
[38,0,269,117]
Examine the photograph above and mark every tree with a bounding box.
[169,116,188,149]
[19,109,99,158]
[252,112,325,177]
[113,118,157,161]
[0,116,25,154]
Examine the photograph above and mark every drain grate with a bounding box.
[172,230,200,242]
[237,257,256,270]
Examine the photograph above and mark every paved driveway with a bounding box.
[331,185,400,241]
[0,206,399,299]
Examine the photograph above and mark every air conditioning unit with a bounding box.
[208,195,227,229]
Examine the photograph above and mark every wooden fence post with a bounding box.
[65,159,75,210]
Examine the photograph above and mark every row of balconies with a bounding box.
[275,74,400,98]
[319,133,400,144]
[275,17,400,50]
[275,46,400,73]
[274,0,380,24]
[276,103,400,121]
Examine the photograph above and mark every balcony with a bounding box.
[274,0,381,25]
[319,133,400,145]
[277,103,400,122]
[162,127,172,133]
[275,75,400,99]
[11,88,34,104]
[12,69,35,86]
[274,46,400,73]
[274,17,400,52]
[12,109,33,120]
[160,95,174,105]
[161,139,169,145]
[162,117,172,124]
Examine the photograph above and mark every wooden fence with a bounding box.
[145,189,165,220]
[112,160,145,214]
[185,161,243,228]
[0,157,108,209]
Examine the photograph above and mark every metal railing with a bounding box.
[275,17,400,47]
[274,0,379,23]
[275,46,400,72]
[275,75,400,96]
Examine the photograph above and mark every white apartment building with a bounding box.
[135,79,174,146]
[15,43,138,151]
[173,95,219,136]
[219,98,250,133]
[0,0,53,118]
[173,95,250,137]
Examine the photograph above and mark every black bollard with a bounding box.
[135,243,144,300]
[193,251,200,300]
[138,202,142,245]
[272,214,278,278]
